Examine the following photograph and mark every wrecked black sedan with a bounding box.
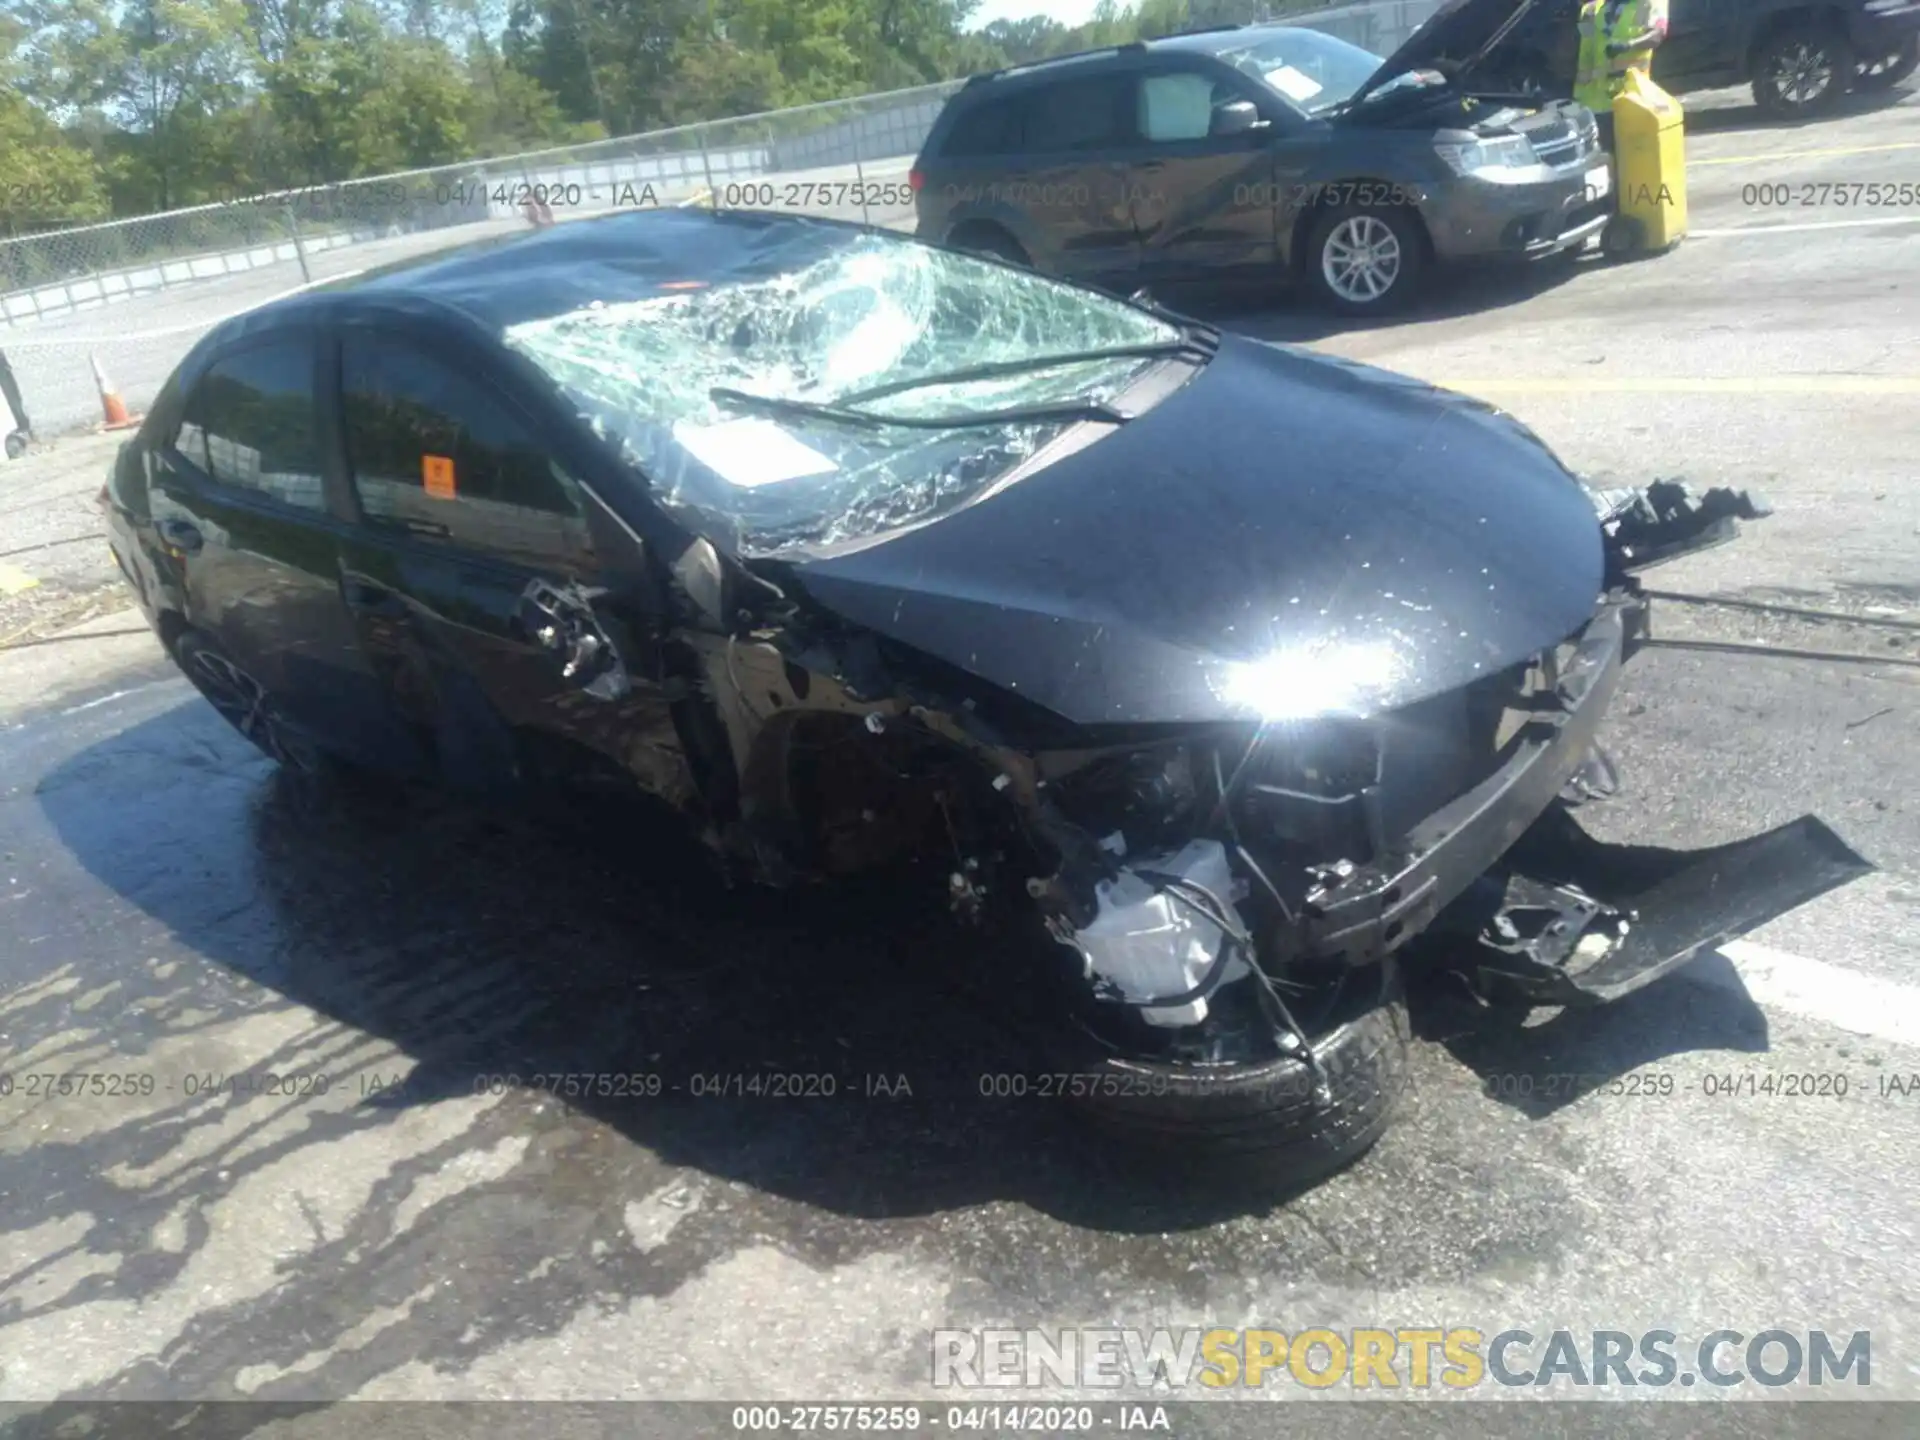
[103,209,1866,1183]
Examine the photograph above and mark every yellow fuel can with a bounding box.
[1607,68,1687,254]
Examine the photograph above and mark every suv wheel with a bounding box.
[1752,23,1855,116]
[1856,35,1920,91]
[949,225,1030,267]
[1304,205,1427,316]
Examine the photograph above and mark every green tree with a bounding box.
[8,0,253,209]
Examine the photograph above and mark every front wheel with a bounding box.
[1304,204,1428,317]
[1049,960,1410,1188]
[1856,35,1920,91]
[1752,24,1856,116]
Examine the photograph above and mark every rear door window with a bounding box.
[942,97,1028,157]
[173,340,326,511]
[1023,73,1138,153]
[338,333,595,571]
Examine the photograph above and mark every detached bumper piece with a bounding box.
[1440,803,1874,1006]
[1595,479,1773,572]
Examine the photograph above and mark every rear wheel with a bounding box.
[948,224,1030,267]
[1304,204,1428,317]
[1856,35,1920,91]
[175,630,330,776]
[1752,23,1856,116]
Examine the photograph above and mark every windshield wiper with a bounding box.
[829,337,1210,408]
[708,387,1131,430]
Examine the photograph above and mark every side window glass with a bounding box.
[174,342,325,510]
[945,98,1026,157]
[1139,71,1225,143]
[340,334,595,570]
[1024,74,1135,152]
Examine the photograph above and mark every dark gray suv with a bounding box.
[910,0,1612,314]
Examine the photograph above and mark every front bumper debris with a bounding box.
[1592,479,1773,572]
[1440,804,1873,1005]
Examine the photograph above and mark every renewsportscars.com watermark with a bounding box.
[931,1327,1872,1391]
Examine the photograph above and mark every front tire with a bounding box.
[1052,960,1411,1188]
[1752,23,1856,117]
[1304,204,1428,317]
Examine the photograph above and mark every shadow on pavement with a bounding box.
[0,685,1819,1405]
[1407,955,1770,1119]
[25,699,1315,1238]
[25,692,1796,1229]
[1681,85,1913,137]
[1181,249,1594,347]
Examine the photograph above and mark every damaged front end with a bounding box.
[496,214,1866,1066]
[985,482,1868,1048]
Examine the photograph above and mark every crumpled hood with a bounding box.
[791,335,1606,727]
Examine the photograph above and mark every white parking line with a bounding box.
[1691,938,1920,1049]
[1691,215,1920,238]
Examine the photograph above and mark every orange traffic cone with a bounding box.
[91,354,141,432]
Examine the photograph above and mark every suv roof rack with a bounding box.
[960,41,1149,88]
[1159,22,1245,36]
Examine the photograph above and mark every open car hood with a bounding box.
[1348,0,1548,107]
[790,336,1623,728]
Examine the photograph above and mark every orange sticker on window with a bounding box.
[422,454,456,499]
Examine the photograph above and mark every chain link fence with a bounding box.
[0,0,1439,448]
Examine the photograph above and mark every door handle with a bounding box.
[155,518,202,554]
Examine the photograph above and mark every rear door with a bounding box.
[146,333,427,774]
[328,323,672,800]
[1123,59,1296,282]
[932,71,1144,286]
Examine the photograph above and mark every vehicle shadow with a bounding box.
[27,699,1313,1238]
[1682,85,1914,136]
[1406,954,1770,1120]
[1174,252,1594,347]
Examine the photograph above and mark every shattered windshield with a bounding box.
[501,232,1185,559]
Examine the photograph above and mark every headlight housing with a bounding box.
[1434,133,1536,175]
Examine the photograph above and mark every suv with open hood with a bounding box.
[911,0,1613,314]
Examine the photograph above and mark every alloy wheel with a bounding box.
[1321,216,1403,305]
[188,647,322,775]
[1770,41,1835,107]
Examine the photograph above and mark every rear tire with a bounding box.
[1303,204,1428,317]
[1051,960,1410,1188]
[171,629,387,812]
[949,224,1030,267]
[1752,23,1855,117]
[1856,35,1920,91]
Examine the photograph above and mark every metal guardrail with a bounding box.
[0,0,1443,446]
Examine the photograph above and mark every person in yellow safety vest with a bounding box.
[1575,0,1669,150]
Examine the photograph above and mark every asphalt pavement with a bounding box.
[2,81,1919,1435]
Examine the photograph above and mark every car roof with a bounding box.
[218,208,863,344]
[946,22,1304,99]
[1147,23,1314,55]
